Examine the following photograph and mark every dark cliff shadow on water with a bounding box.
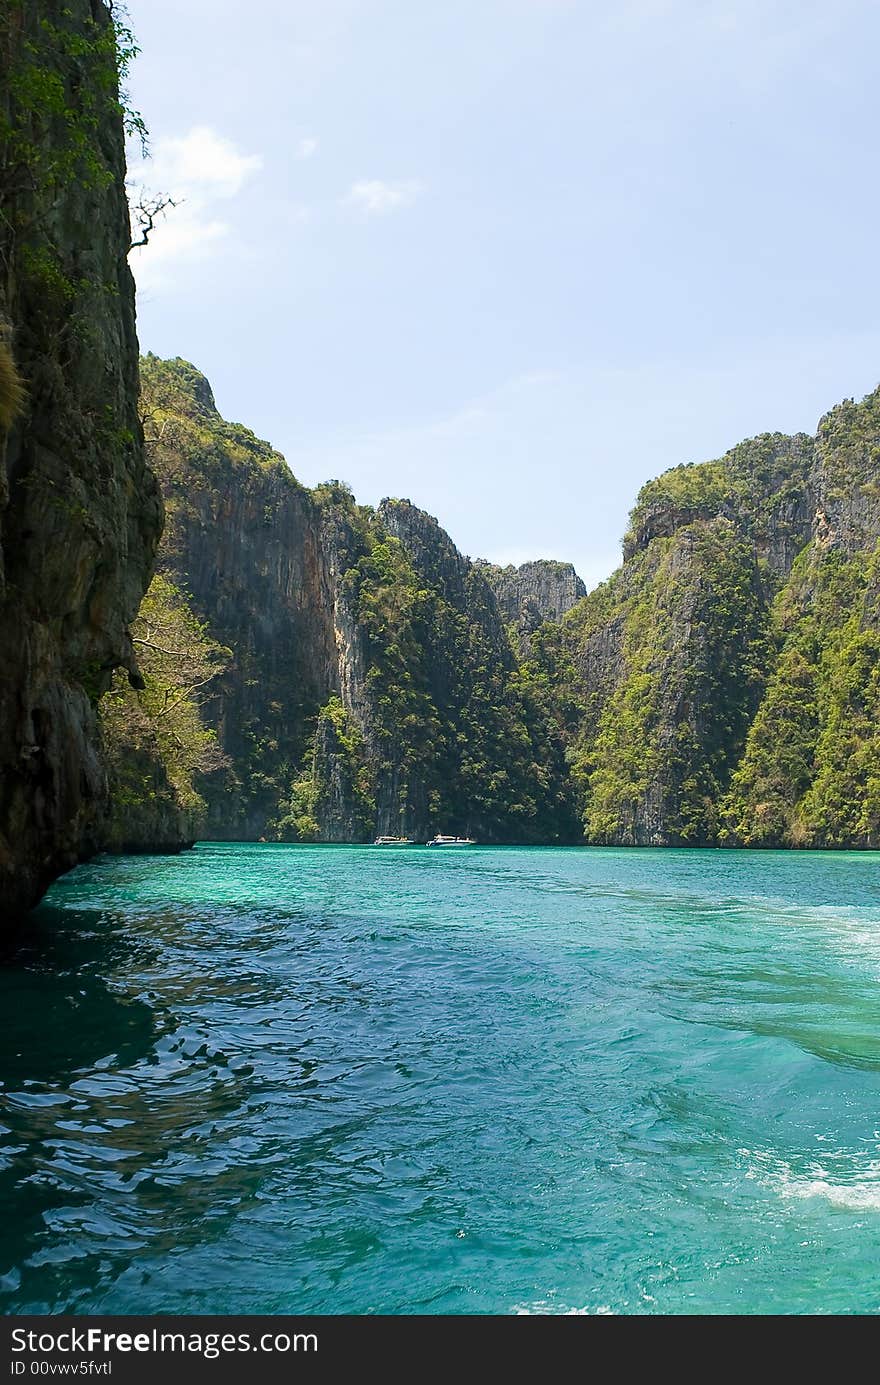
[0,906,162,1086]
[0,906,163,1307]
[0,903,278,1313]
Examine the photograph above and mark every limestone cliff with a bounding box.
[139,362,580,844]
[723,388,880,847]
[130,354,880,852]
[552,388,880,847]
[359,498,577,842]
[140,356,337,839]
[0,1,161,914]
[478,559,586,645]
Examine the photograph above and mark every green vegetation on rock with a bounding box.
[106,358,880,854]
[548,385,880,848]
[131,360,581,845]
[276,696,375,843]
[572,522,772,844]
[1,0,145,327]
[101,575,229,850]
[723,545,880,847]
[0,339,25,431]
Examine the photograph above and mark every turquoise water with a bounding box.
[3,844,880,1314]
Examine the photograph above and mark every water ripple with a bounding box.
[3,844,880,1313]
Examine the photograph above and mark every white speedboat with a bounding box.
[373,836,416,846]
[426,834,477,847]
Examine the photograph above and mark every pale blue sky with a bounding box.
[126,0,880,587]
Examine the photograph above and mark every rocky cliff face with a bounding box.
[0,1,161,915]
[552,388,880,847]
[479,559,586,636]
[140,356,337,839]
[102,743,197,857]
[129,355,880,853]
[364,498,577,842]
[723,387,880,847]
[139,362,580,844]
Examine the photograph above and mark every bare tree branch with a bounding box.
[132,636,197,659]
[155,674,223,719]
[129,192,179,250]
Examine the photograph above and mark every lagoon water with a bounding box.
[3,843,880,1314]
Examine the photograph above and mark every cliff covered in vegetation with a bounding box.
[0,1,161,914]
[117,358,880,852]
[479,559,586,640]
[549,387,880,846]
[135,358,579,844]
[133,355,335,840]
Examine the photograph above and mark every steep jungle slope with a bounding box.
[322,496,578,843]
[553,388,880,846]
[724,389,880,846]
[137,354,880,850]
[139,355,339,839]
[140,359,580,844]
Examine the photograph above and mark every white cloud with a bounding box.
[344,178,423,216]
[128,126,261,292]
[296,136,319,159]
[149,125,263,198]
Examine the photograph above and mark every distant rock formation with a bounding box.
[551,390,880,846]
[130,357,880,853]
[478,559,586,639]
[134,361,580,845]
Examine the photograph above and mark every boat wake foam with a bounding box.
[741,1145,880,1211]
